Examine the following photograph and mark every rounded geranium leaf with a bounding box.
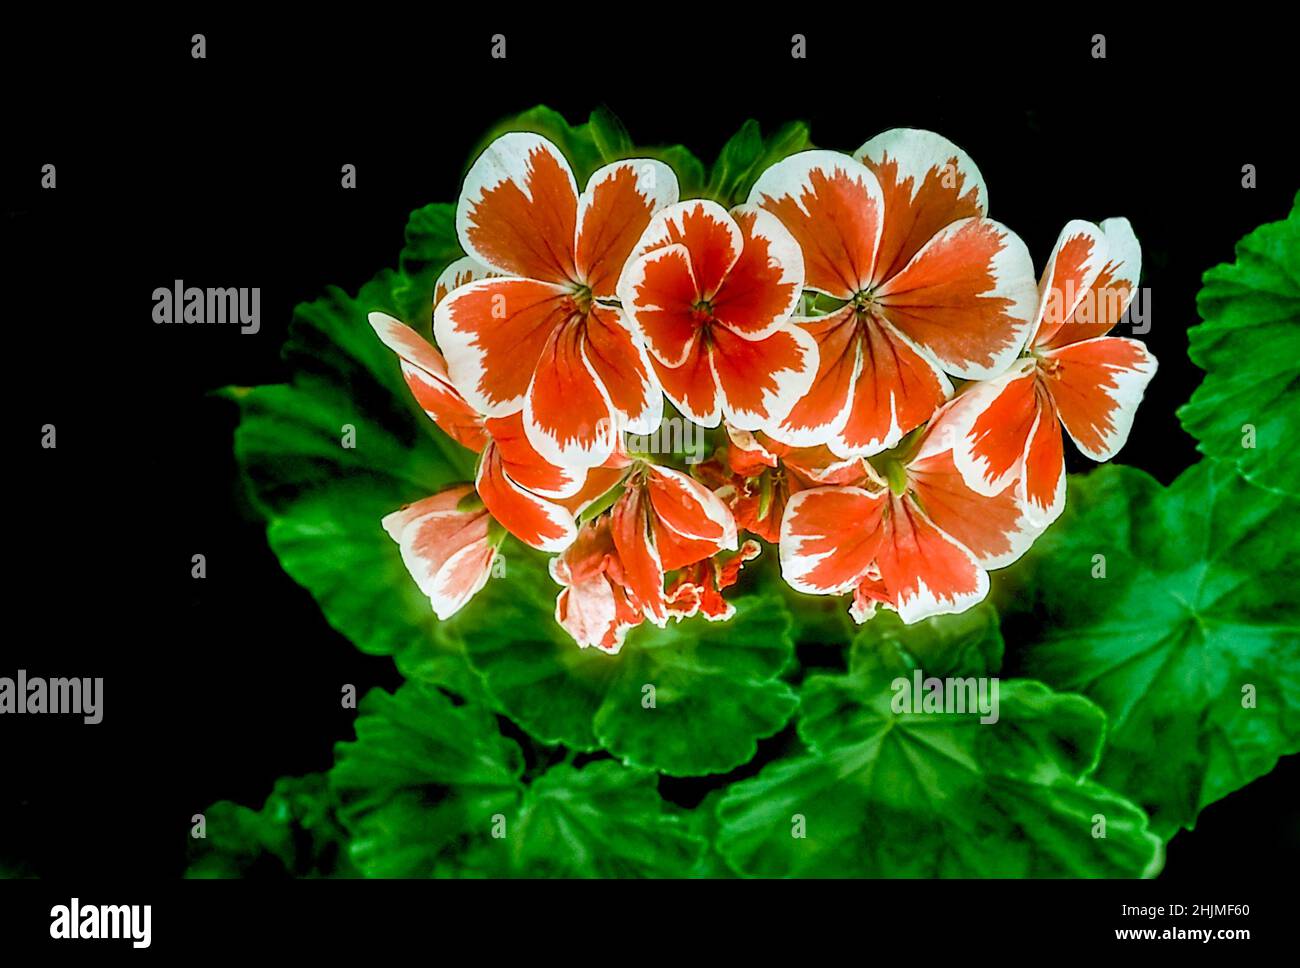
[1001,461,1300,839]
[593,595,798,776]
[1179,192,1299,497]
[450,545,797,773]
[496,761,705,877]
[715,655,1163,877]
[329,682,524,877]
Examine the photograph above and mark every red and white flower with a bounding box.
[779,406,1040,624]
[381,484,497,620]
[699,425,871,542]
[945,218,1157,525]
[616,200,816,431]
[747,129,1039,457]
[373,304,597,553]
[550,457,739,650]
[435,133,678,469]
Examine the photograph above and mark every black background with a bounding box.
[3,14,1296,886]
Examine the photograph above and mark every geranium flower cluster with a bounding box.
[371,128,1156,652]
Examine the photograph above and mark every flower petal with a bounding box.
[433,277,573,416]
[433,256,500,310]
[381,486,495,620]
[945,359,1040,497]
[368,311,487,451]
[711,322,818,432]
[456,132,579,284]
[609,485,669,626]
[482,411,582,498]
[582,305,664,437]
[1019,403,1066,527]
[523,316,618,469]
[767,306,860,447]
[476,443,578,552]
[624,199,742,299]
[617,242,701,367]
[646,464,738,549]
[711,206,804,339]
[1037,217,1142,349]
[832,315,952,457]
[1042,335,1157,461]
[576,159,679,298]
[876,217,1038,380]
[875,495,989,624]
[651,336,722,428]
[1026,219,1107,348]
[855,128,987,283]
[779,485,887,594]
[907,450,1038,570]
[747,150,883,298]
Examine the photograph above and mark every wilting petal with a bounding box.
[833,315,951,457]
[369,311,488,451]
[652,337,721,427]
[617,242,702,367]
[524,316,619,469]
[907,450,1038,569]
[780,486,887,594]
[946,359,1040,496]
[550,517,642,653]
[457,132,579,284]
[874,495,989,624]
[1042,335,1157,461]
[381,485,495,620]
[711,323,818,432]
[576,159,678,298]
[433,256,500,311]
[582,305,664,437]
[1037,218,1142,349]
[710,206,804,339]
[856,128,987,283]
[476,444,577,552]
[747,150,883,298]
[482,412,581,498]
[625,199,742,298]
[1026,219,1107,348]
[1019,402,1067,527]
[725,425,779,475]
[876,217,1038,380]
[769,307,860,447]
[609,485,669,625]
[434,277,573,416]
[666,539,762,622]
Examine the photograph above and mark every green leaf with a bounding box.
[588,106,633,162]
[851,602,1004,679]
[1179,192,1300,497]
[225,271,480,695]
[706,119,814,207]
[186,774,355,878]
[592,594,798,776]
[498,760,705,877]
[715,609,1164,877]
[392,202,462,330]
[448,547,797,774]
[1002,461,1300,838]
[329,682,524,877]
